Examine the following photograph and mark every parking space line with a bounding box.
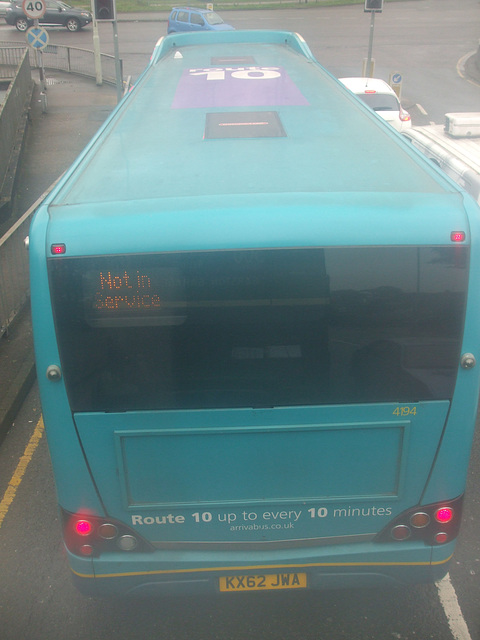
[436,573,473,640]
[0,416,44,529]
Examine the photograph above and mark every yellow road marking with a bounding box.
[0,416,44,529]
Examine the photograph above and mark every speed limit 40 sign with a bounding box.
[22,0,46,19]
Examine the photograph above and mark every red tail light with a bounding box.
[62,509,153,557]
[75,520,93,536]
[375,496,463,546]
[435,507,454,524]
[399,107,411,122]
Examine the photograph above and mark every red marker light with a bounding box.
[435,532,449,544]
[79,544,94,556]
[435,507,454,524]
[75,519,93,536]
[51,243,66,255]
[451,231,465,243]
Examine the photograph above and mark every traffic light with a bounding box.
[94,0,116,20]
[364,0,383,11]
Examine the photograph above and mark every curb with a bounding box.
[0,353,36,446]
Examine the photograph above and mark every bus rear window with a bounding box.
[48,247,467,412]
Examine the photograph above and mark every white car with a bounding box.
[339,77,412,132]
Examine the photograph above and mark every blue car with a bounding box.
[167,7,234,33]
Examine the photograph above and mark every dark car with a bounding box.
[167,7,234,34]
[5,0,92,31]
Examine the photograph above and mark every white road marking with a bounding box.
[436,573,473,640]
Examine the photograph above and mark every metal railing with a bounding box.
[0,42,120,85]
[0,48,33,215]
[0,45,25,79]
[0,176,63,336]
[0,42,121,333]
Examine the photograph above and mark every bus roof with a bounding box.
[49,30,454,211]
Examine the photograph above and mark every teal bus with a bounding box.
[29,30,480,596]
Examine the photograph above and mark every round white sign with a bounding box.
[22,0,46,20]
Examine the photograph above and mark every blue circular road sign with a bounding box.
[26,26,49,50]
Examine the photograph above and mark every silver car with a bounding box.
[0,1,10,17]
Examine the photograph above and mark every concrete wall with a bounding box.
[475,41,480,76]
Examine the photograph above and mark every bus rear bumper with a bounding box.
[67,541,455,597]
[72,565,450,598]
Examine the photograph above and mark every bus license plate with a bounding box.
[219,573,307,592]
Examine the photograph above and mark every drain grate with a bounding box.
[45,77,70,86]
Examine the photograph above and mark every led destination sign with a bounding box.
[94,269,162,310]
[82,252,329,328]
[84,267,185,327]
[83,265,272,327]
